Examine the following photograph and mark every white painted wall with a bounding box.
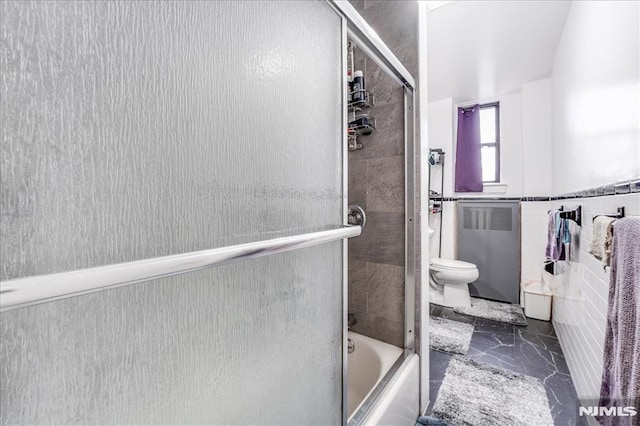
[551,1,640,195]
[428,89,542,199]
[522,79,553,196]
[427,98,454,197]
[548,0,640,407]
[497,92,524,197]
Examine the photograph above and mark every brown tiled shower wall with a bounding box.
[347,1,418,348]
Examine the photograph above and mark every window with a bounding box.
[479,103,500,183]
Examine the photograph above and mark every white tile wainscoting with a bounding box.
[549,193,640,413]
[520,201,552,287]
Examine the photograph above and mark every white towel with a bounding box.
[589,216,616,262]
[603,220,615,267]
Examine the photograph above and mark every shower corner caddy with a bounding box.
[348,90,375,151]
[348,91,374,111]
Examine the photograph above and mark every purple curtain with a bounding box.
[455,105,483,192]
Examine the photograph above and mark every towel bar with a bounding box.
[0,225,362,312]
[592,206,625,222]
[548,205,582,227]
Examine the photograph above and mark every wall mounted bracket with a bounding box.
[348,205,366,229]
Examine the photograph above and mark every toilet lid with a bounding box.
[430,257,477,270]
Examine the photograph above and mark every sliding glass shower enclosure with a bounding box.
[1,1,418,424]
[1,1,349,424]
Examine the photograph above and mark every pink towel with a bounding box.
[545,210,566,261]
[545,210,561,260]
[598,218,640,426]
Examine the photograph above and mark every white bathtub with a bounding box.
[347,332,403,418]
[347,332,420,425]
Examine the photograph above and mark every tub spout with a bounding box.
[348,313,357,328]
[347,338,355,353]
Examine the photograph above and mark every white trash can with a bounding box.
[522,281,553,321]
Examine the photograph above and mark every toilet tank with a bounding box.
[456,200,520,304]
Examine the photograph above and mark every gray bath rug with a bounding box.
[429,317,474,355]
[430,289,527,326]
[432,356,553,426]
[454,298,527,326]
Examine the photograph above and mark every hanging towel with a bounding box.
[557,216,570,260]
[589,216,616,262]
[545,210,562,261]
[603,220,616,268]
[597,217,640,426]
[560,218,571,244]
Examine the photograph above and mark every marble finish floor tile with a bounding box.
[523,317,557,338]
[428,305,581,425]
[516,327,563,354]
[515,333,571,377]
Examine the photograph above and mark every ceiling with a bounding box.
[426,1,572,103]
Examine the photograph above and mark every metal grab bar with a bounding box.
[0,225,362,312]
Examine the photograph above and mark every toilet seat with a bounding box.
[430,257,477,271]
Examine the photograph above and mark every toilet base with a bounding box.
[443,283,471,308]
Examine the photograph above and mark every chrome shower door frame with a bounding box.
[328,1,418,424]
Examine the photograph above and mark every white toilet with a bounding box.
[427,227,479,308]
[429,258,479,308]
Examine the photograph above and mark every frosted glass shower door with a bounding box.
[0,1,346,424]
